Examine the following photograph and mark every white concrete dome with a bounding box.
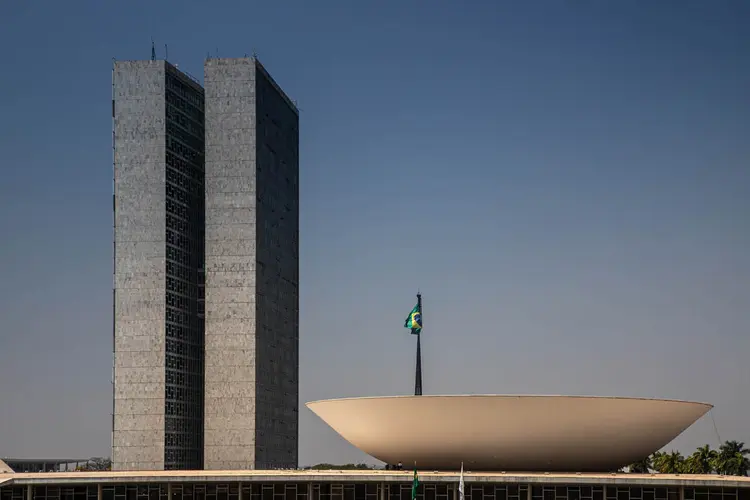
[306,395,711,471]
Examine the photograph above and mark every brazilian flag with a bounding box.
[404,303,422,335]
[411,467,420,500]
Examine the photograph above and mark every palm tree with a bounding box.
[684,445,717,474]
[628,456,652,473]
[652,450,684,474]
[715,441,750,476]
[650,452,664,472]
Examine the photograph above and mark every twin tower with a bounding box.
[112,57,299,471]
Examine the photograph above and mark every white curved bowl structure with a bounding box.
[306,395,711,472]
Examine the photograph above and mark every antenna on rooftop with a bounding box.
[165,44,169,61]
[151,38,156,61]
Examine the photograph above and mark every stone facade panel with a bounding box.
[114,397,163,416]
[113,429,164,447]
[205,169,256,186]
[203,446,254,469]
[207,191,256,210]
[114,413,165,432]
[204,429,256,447]
[114,365,166,385]
[205,161,257,178]
[203,397,256,416]
[205,238,256,257]
[114,382,164,400]
[204,299,256,320]
[204,257,256,273]
[112,60,168,473]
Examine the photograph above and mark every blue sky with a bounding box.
[0,0,748,465]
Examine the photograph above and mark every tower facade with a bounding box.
[113,60,206,471]
[112,56,298,471]
[203,57,299,470]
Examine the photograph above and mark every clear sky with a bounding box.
[0,0,748,466]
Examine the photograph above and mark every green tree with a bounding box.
[652,451,684,474]
[304,463,374,470]
[650,452,664,471]
[715,441,750,476]
[628,456,652,473]
[684,445,717,474]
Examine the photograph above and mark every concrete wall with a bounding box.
[112,60,167,471]
[203,58,259,470]
[253,63,300,470]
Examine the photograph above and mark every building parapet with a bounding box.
[2,470,750,488]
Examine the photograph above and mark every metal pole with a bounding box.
[415,293,423,396]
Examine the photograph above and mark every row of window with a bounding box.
[165,415,203,434]
[167,276,198,298]
[165,424,203,440]
[166,323,203,344]
[167,123,204,154]
[685,489,740,500]
[167,228,198,252]
[166,103,204,140]
[166,152,203,180]
[164,446,202,470]
[166,338,202,358]
[166,73,204,106]
[167,306,201,327]
[164,120,203,401]
[167,234,200,254]
[167,182,199,208]
[165,399,201,418]
[167,228,197,250]
[167,260,200,282]
[165,368,202,390]
[604,488,677,500]
[4,485,748,500]
[165,88,204,123]
[166,353,202,372]
[166,292,197,313]
[4,486,98,500]
[167,168,203,198]
[165,414,202,433]
[166,135,201,163]
[165,380,202,402]
[166,244,197,267]
[165,429,202,450]
[166,198,193,221]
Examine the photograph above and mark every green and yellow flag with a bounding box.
[411,466,420,500]
[404,303,422,335]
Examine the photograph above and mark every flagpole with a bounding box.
[415,293,423,396]
[458,462,464,500]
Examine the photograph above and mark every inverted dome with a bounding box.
[306,395,711,471]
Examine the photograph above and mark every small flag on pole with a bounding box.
[405,303,422,335]
[411,466,420,500]
[458,463,465,500]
